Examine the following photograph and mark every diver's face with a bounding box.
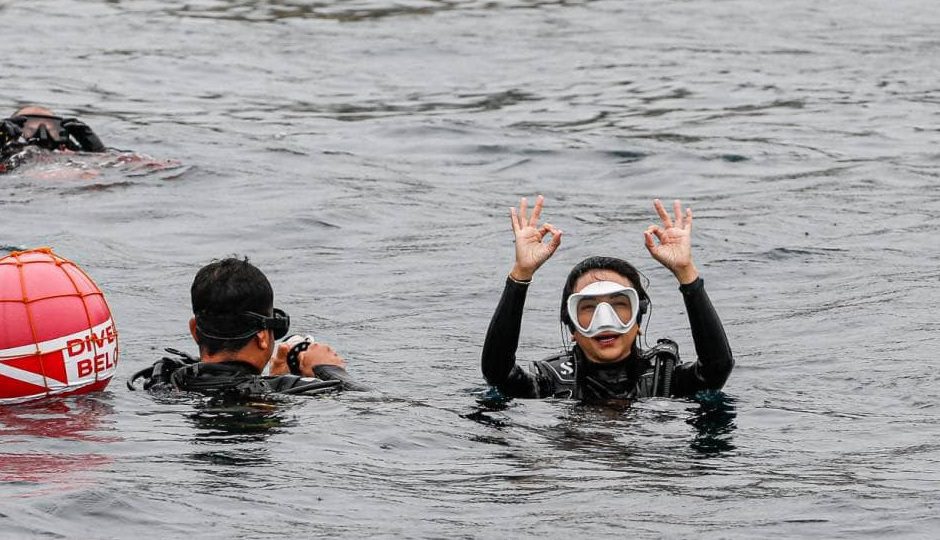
[19,115,68,148]
[22,116,60,138]
[14,107,60,139]
[570,269,639,363]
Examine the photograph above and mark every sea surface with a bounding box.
[2,0,939,538]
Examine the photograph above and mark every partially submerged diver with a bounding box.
[130,257,368,401]
[481,196,733,402]
[0,106,106,173]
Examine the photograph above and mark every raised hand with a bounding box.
[509,195,562,281]
[269,342,292,375]
[1,118,23,146]
[644,199,699,284]
[61,118,106,152]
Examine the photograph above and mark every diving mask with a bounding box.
[195,308,291,340]
[566,281,639,338]
[16,115,69,149]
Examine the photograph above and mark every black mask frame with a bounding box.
[16,115,70,149]
[195,308,291,341]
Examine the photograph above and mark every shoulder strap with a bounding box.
[533,350,578,398]
[638,339,680,397]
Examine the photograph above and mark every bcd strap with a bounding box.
[126,348,200,390]
[164,348,200,364]
[127,366,152,390]
[644,339,679,397]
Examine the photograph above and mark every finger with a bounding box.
[270,344,287,364]
[510,207,519,233]
[529,195,544,228]
[546,228,563,254]
[644,230,656,251]
[519,197,528,227]
[648,224,667,243]
[685,207,693,231]
[654,199,673,229]
[541,222,562,242]
[312,343,332,353]
[673,200,683,229]
[536,223,549,241]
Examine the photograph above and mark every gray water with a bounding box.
[2,0,939,537]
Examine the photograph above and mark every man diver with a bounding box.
[1,106,106,173]
[130,257,367,400]
[481,196,733,402]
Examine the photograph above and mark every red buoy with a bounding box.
[0,248,118,405]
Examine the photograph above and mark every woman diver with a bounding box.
[480,196,733,402]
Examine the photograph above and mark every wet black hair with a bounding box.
[560,256,650,332]
[191,257,274,355]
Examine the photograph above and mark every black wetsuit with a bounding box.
[129,349,368,401]
[481,277,733,401]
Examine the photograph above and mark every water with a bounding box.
[2,0,939,537]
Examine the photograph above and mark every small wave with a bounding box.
[758,246,848,261]
[159,0,601,23]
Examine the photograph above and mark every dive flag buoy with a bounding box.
[0,248,118,404]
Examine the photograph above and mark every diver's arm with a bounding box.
[313,364,371,391]
[1,119,22,145]
[642,199,732,394]
[481,277,542,397]
[672,277,734,395]
[270,341,369,391]
[294,342,370,391]
[481,196,563,398]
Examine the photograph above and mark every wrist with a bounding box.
[509,265,534,283]
[672,264,699,285]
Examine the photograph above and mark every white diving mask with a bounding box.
[566,281,640,338]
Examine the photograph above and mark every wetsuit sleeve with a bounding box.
[314,365,371,392]
[480,277,542,398]
[672,277,734,396]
